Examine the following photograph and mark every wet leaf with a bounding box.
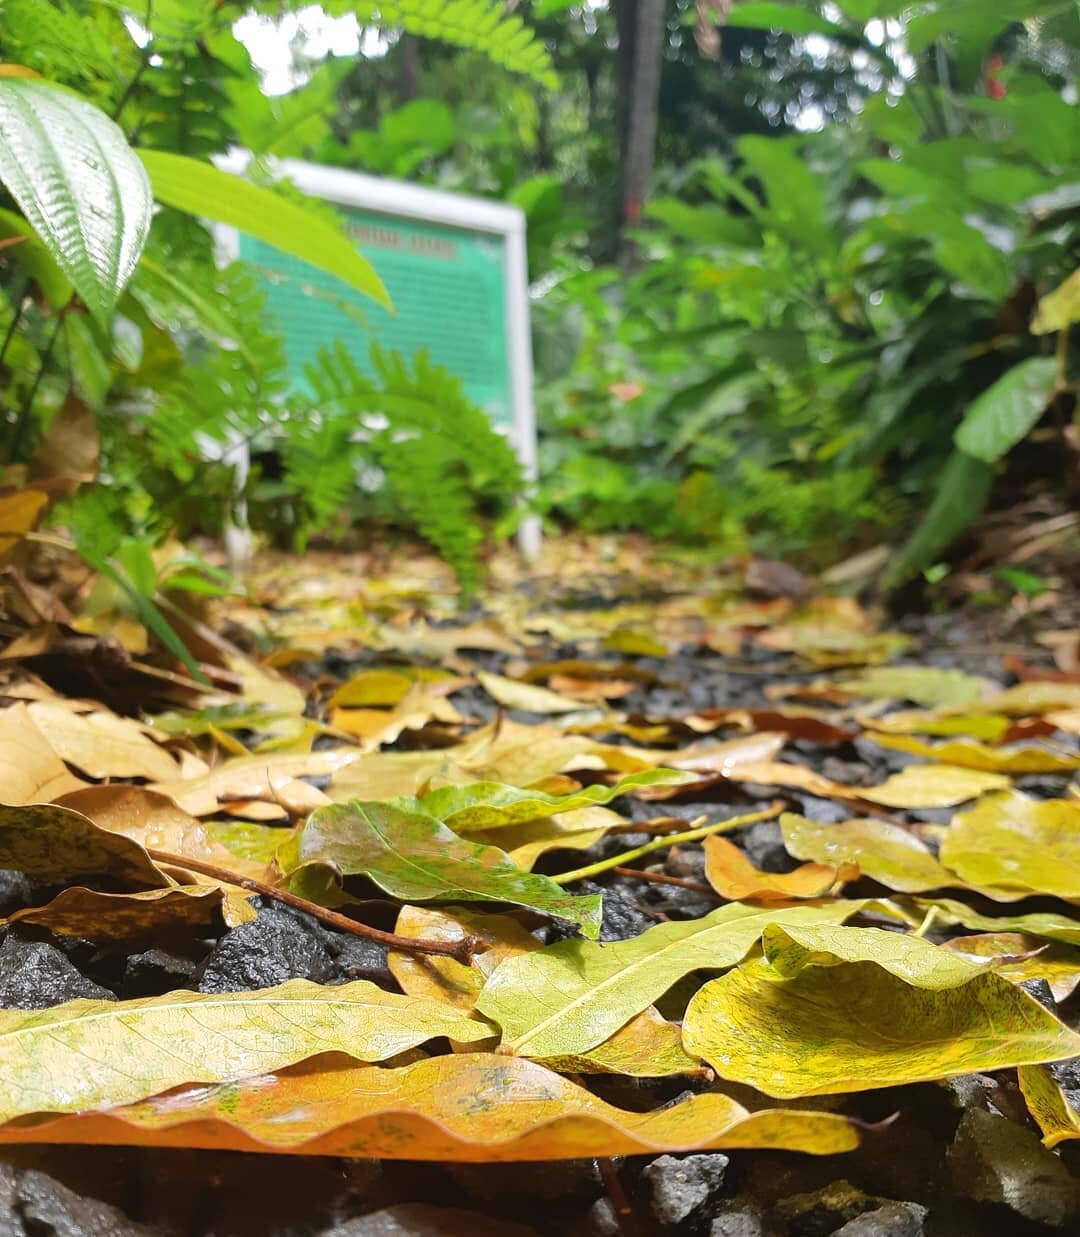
[938,791,1080,900]
[838,667,991,707]
[872,733,1080,774]
[0,703,89,803]
[0,1052,859,1160]
[0,979,495,1123]
[413,769,687,832]
[477,671,588,714]
[474,901,862,1059]
[781,813,954,893]
[1018,1064,1080,1148]
[857,765,1010,808]
[703,834,855,902]
[683,924,1080,1097]
[943,934,1080,1002]
[912,898,1080,947]
[295,800,603,937]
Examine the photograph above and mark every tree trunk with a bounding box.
[397,35,420,104]
[620,0,665,265]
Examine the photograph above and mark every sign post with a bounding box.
[214,153,541,560]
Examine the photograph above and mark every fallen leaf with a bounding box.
[682,924,1080,1097]
[327,668,416,708]
[0,488,48,559]
[1047,707,1080,735]
[602,628,671,657]
[483,806,623,870]
[866,711,1012,742]
[838,667,991,707]
[943,934,1080,1002]
[1018,1064,1080,1148]
[911,898,1080,947]
[294,800,603,937]
[780,813,955,893]
[703,834,855,902]
[981,682,1080,716]
[0,979,496,1123]
[474,901,862,1059]
[857,765,1010,808]
[0,1052,859,1159]
[871,733,1080,774]
[413,769,687,832]
[0,801,165,887]
[547,674,637,701]
[939,791,1080,900]
[687,708,857,744]
[477,671,587,714]
[0,703,88,803]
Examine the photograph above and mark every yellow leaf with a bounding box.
[939,791,1080,900]
[981,682,1080,716]
[0,487,48,558]
[0,1052,860,1159]
[873,733,1080,774]
[780,813,954,893]
[943,934,1080,1002]
[0,979,496,1123]
[683,924,1080,1097]
[327,668,415,708]
[1018,1064,1080,1148]
[476,806,622,869]
[867,710,1012,742]
[858,765,1010,808]
[25,700,183,781]
[477,671,587,714]
[838,666,991,707]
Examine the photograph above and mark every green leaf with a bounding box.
[137,150,391,309]
[881,450,995,591]
[683,924,1080,1097]
[0,979,496,1123]
[0,206,72,309]
[722,3,849,36]
[837,666,988,708]
[780,814,955,894]
[413,769,689,832]
[474,901,862,1059]
[954,358,1058,463]
[912,899,1080,948]
[0,78,151,325]
[295,800,602,937]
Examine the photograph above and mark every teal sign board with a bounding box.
[237,209,514,430]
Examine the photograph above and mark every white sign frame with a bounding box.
[213,151,541,559]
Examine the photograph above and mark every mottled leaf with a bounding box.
[295,800,603,937]
[683,924,1080,1097]
[912,898,1080,947]
[1019,1064,1080,1148]
[781,813,954,893]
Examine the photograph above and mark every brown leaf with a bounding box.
[0,703,88,803]
[27,392,99,491]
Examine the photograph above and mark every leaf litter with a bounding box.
[0,540,1078,1228]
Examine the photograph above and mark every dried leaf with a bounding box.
[683,924,1080,1097]
[939,791,1080,900]
[872,733,1080,774]
[0,488,48,559]
[477,671,587,714]
[0,703,88,803]
[0,1052,859,1159]
[703,834,855,902]
[857,765,1010,808]
[781,813,954,893]
[295,800,603,937]
[0,979,495,1123]
[474,901,862,1059]
[838,667,991,707]
[327,669,415,708]
[981,682,1080,716]
[1018,1064,1080,1148]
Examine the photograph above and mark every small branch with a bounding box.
[552,801,785,886]
[612,866,717,896]
[146,848,485,964]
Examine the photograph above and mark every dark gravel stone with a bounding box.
[709,1207,773,1237]
[826,1201,927,1237]
[324,934,394,987]
[0,872,32,917]
[323,1207,541,1236]
[16,1167,155,1237]
[0,935,114,1008]
[0,1162,22,1237]
[774,1181,878,1236]
[121,949,198,999]
[197,905,335,993]
[737,821,794,873]
[793,795,852,824]
[644,1153,729,1226]
[598,884,657,941]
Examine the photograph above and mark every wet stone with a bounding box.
[197,905,335,994]
[737,821,793,874]
[16,1167,155,1237]
[0,935,114,1009]
[709,1207,773,1237]
[323,934,394,987]
[644,1153,729,1227]
[0,872,32,917]
[122,949,197,999]
[948,1107,1080,1227]
[826,1201,927,1237]
[774,1181,878,1236]
[598,883,657,941]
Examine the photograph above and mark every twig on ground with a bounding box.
[612,866,717,896]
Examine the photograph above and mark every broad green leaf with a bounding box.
[0,1052,860,1159]
[0,78,151,324]
[780,813,954,894]
[0,206,72,308]
[0,979,495,1122]
[1033,268,1080,334]
[296,800,602,937]
[1019,1065,1080,1148]
[474,901,862,1059]
[939,791,1080,901]
[954,358,1058,463]
[857,765,1010,809]
[137,149,390,309]
[413,769,687,832]
[683,924,1080,1097]
[873,733,1080,774]
[838,666,989,707]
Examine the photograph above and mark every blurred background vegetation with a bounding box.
[2,1,1078,600]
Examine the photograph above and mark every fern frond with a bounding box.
[336,0,558,88]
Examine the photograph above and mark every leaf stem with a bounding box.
[551,801,785,885]
[146,848,485,964]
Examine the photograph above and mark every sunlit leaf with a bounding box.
[703,834,855,902]
[477,670,588,713]
[838,667,990,707]
[1019,1064,1080,1148]
[857,765,1010,808]
[872,733,1080,774]
[780,813,955,893]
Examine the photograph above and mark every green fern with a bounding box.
[330,0,558,88]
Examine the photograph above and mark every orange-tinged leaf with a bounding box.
[0,1053,860,1159]
[780,813,955,893]
[872,733,1080,774]
[703,834,855,902]
[683,924,1080,1097]
[1018,1064,1080,1148]
[0,703,89,803]
[939,791,1080,901]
